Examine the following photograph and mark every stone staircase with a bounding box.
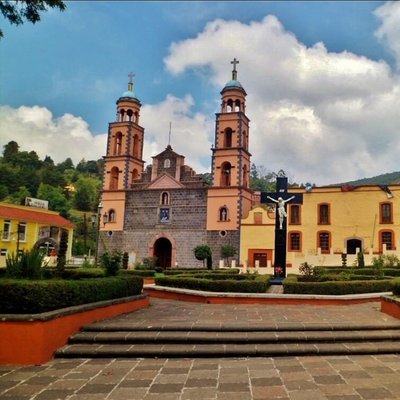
[55,322,400,359]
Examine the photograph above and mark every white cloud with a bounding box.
[0,105,107,165]
[164,12,400,185]
[375,1,400,68]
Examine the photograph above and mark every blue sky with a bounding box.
[1,1,400,185]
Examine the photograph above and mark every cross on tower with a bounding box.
[231,58,239,80]
[128,72,135,91]
[260,176,303,281]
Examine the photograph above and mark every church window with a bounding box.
[235,99,241,112]
[380,203,392,224]
[289,205,301,225]
[289,232,301,251]
[380,230,394,251]
[243,130,248,150]
[132,169,138,182]
[110,167,119,190]
[219,206,228,221]
[318,203,330,225]
[220,162,232,187]
[120,109,125,122]
[164,159,171,168]
[318,231,330,254]
[242,165,248,187]
[227,99,233,112]
[127,109,133,122]
[108,209,116,222]
[224,128,232,147]
[134,111,138,123]
[2,220,10,241]
[161,192,170,205]
[114,132,123,155]
[132,135,139,158]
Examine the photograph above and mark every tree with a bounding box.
[73,176,101,211]
[194,245,212,269]
[221,245,237,267]
[36,183,70,217]
[56,228,68,276]
[2,141,19,162]
[0,0,66,39]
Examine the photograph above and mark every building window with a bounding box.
[289,232,301,252]
[318,203,330,225]
[224,128,232,147]
[114,132,123,155]
[253,212,262,224]
[18,223,27,242]
[161,192,170,205]
[380,230,394,251]
[110,167,119,190]
[380,203,393,224]
[318,231,330,254]
[164,159,171,168]
[289,205,300,225]
[220,162,232,187]
[108,209,116,223]
[2,220,11,241]
[219,207,228,221]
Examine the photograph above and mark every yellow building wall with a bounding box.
[240,185,400,272]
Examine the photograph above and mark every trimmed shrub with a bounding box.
[101,251,121,276]
[283,275,394,295]
[163,268,240,276]
[155,275,271,293]
[0,275,143,314]
[393,278,400,296]
[123,269,156,278]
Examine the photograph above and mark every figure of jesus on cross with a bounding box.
[266,196,295,230]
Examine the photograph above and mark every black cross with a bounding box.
[260,176,303,281]
[230,58,239,80]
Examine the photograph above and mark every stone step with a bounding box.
[69,329,400,344]
[55,341,400,359]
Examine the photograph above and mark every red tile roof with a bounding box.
[0,203,74,228]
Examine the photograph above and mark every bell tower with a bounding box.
[101,73,145,231]
[207,59,252,232]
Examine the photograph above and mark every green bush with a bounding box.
[123,269,156,277]
[155,275,271,293]
[0,275,143,314]
[393,278,400,296]
[163,268,240,276]
[283,275,394,295]
[6,248,47,279]
[101,251,121,276]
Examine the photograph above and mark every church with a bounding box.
[99,60,252,269]
[99,61,400,272]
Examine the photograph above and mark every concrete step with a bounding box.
[68,329,400,344]
[55,341,400,359]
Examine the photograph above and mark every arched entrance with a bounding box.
[153,237,172,269]
[346,239,362,255]
[34,237,58,255]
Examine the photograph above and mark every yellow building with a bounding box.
[240,185,400,273]
[0,202,74,267]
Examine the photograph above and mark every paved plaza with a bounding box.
[1,299,400,400]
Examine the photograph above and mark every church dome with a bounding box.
[224,79,243,89]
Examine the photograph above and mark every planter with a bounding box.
[0,294,149,365]
[381,295,400,319]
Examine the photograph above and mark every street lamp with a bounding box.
[94,201,103,266]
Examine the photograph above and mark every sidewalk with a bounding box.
[1,298,400,400]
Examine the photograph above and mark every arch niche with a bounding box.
[346,238,363,255]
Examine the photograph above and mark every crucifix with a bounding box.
[231,58,239,80]
[260,176,303,280]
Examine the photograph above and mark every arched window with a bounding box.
[224,128,232,147]
[219,206,228,221]
[127,109,133,122]
[318,203,330,225]
[132,135,139,158]
[131,169,139,182]
[380,230,394,251]
[108,209,116,222]
[235,99,241,112]
[164,159,171,168]
[289,205,301,225]
[220,162,231,186]
[119,109,125,122]
[242,165,248,187]
[110,167,119,190]
[289,232,302,252]
[114,132,123,155]
[227,99,233,113]
[242,130,248,150]
[134,111,139,123]
[317,231,331,254]
[161,192,169,205]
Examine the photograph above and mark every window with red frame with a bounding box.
[380,203,392,224]
[289,232,301,251]
[318,232,330,253]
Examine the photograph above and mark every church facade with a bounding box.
[99,62,252,268]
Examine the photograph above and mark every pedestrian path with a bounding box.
[1,298,400,399]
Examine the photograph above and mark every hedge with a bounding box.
[155,275,271,293]
[393,279,400,296]
[122,269,156,277]
[0,275,143,314]
[283,275,394,295]
[163,268,240,276]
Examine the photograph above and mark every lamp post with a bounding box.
[94,201,102,266]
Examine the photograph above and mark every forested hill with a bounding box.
[333,171,400,187]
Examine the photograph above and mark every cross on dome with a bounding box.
[128,72,135,92]
[231,58,239,80]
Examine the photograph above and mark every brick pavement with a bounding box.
[1,298,400,400]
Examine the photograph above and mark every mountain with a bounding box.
[333,171,400,187]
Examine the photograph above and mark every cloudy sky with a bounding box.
[1,1,400,185]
